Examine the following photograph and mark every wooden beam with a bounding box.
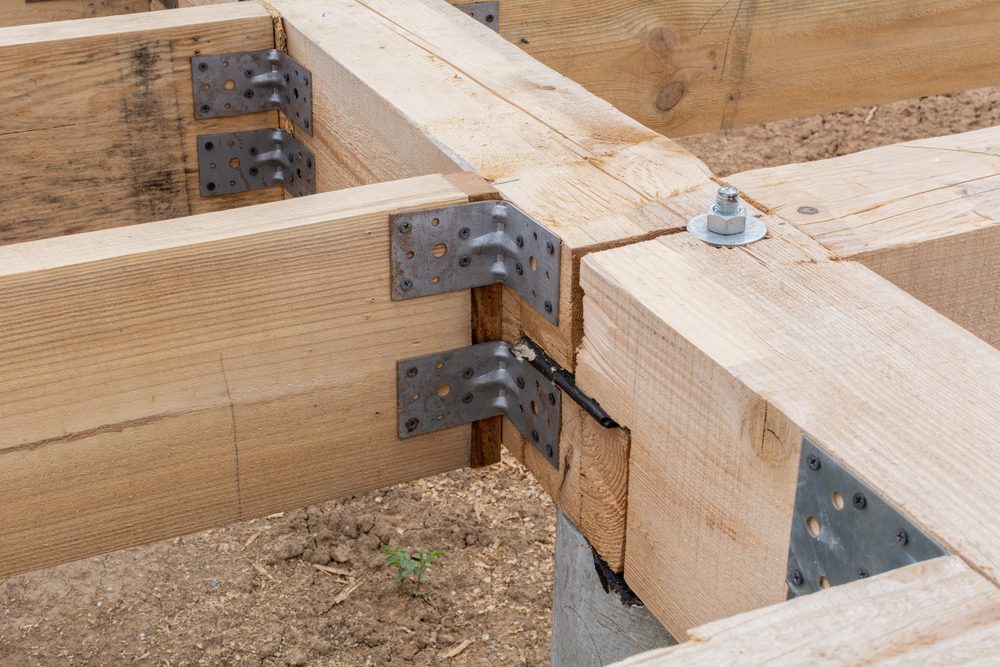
[0,4,278,245]
[265,0,712,569]
[576,184,1000,634]
[729,126,1000,348]
[0,173,475,577]
[446,0,1000,136]
[610,557,1000,666]
[0,1,158,27]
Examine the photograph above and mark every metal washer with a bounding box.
[687,214,767,247]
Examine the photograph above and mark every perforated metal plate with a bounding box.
[390,200,561,324]
[786,436,946,598]
[196,129,315,198]
[397,342,561,467]
[191,49,313,134]
[454,2,499,30]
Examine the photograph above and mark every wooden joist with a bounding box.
[575,182,1000,635]
[0,4,278,245]
[730,126,1000,348]
[0,0,159,28]
[0,173,478,577]
[446,0,1000,136]
[265,0,714,569]
[611,557,1000,666]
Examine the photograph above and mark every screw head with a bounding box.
[249,146,259,156]
[400,278,414,292]
[405,417,420,432]
[244,69,254,78]
[515,263,524,275]
[398,221,412,234]
[462,393,474,404]
[198,62,209,72]
[405,366,418,378]
[790,570,804,587]
[515,235,524,248]
[544,301,553,314]
[806,453,821,471]
[199,104,210,113]
[458,227,471,240]
[857,568,870,579]
[530,429,539,442]
[546,240,555,255]
[459,256,472,267]
[548,392,556,405]
[462,367,475,379]
[852,492,868,510]
[516,377,525,389]
[249,166,259,177]
[896,528,909,546]
[546,444,554,458]
[244,89,254,99]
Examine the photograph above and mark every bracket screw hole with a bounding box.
[806,516,820,538]
[831,491,845,510]
[437,384,451,397]
[204,141,215,151]
[820,576,832,589]
[852,492,868,510]
[432,243,448,258]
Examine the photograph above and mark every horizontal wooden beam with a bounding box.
[0,0,157,27]
[266,0,714,570]
[730,126,1000,348]
[611,557,1000,666]
[447,0,1000,136]
[0,4,278,245]
[576,183,1000,635]
[0,173,476,577]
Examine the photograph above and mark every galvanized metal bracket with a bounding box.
[397,341,561,467]
[191,49,313,134]
[196,129,316,198]
[786,435,946,598]
[390,200,562,325]
[454,2,499,31]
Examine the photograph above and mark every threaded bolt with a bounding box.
[714,186,741,215]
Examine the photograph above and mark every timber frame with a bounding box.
[1,0,999,662]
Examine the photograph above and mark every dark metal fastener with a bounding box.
[790,570,804,586]
[405,417,420,432]
[400,279,414,292]
[896,528,909,546]
[458,227,470,239]
[462,393,474,404]
[857,568,870,579]
[853,492,868,510]
[806,453,821,471]
[544,301,553,313]
[516,377,525,389]
[398,221,412,234]
[462,367,475,379]
[459,256,472,267]
[545,444,553,458]
[530,429,539,442]
[406,366,418,378]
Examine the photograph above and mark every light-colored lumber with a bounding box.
[264,0,712,569]
[610,557,1000,666]
[0,0,157,27]
[730,126,1000,348]
[576,184,1000,635]
[0,173,475,577]
[0,4,278,245]
[446,0,1000,136]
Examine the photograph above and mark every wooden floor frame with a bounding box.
[1,0,999,662]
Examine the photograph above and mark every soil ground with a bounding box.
[2,86,998,667]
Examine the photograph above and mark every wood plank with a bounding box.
[610,557,1000,666]
[0,1,157,27]
[0,4,279,245]
[0,173,474,577]
[576,185,1000,635]
[730,126,1000,348]
[265,0,710,567]
[446,0,1000,136]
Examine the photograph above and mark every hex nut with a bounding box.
[706,205,747,235]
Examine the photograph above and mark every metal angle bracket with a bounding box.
[390,200,562,325]
[191,49,313,134]
[397,341,562,467]
[197,129,316,198]
[786,435,947,598]
[454,2,500,31]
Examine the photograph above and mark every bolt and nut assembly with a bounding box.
[687,186,767,247]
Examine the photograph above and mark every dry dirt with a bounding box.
[2,87,997,667]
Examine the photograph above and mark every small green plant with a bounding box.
[382,546,444,595]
